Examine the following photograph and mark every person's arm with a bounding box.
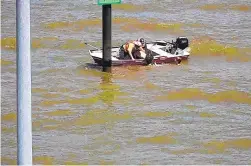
[139,47,145,52]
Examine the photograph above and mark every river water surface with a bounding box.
[1,0,251,165]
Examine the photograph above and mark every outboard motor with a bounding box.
[176,37,189,50]
[144,49,154,65]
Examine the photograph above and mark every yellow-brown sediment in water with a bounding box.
[158,88,206,101]
[156,88,251,105]
[207,90,251,104]
[43,18,101,30]
[70,109,133,127]
[42,93,61,98]
[44,17,140,30]
[57,88,72,93]
[32,118,60,127]
[202,78,221,84]
[1,155,57,165]
[0,18,191,48]
[6,67,16,73]
[199,112,217,118]
[199,4,251,12]
[76,66,147,81]
[64,161,88,165]
[32,109,133,129]
[1,156,17,165]
[31,37,59,49]
[44,109,75,116]
[1,37,59,50]
[32,118,63,131]
[136,134,177,144]
[43,21,71,29]
[98,88,127,105]
[97,76,130,105]
[190,36,251,62]
[38,80,129,107]
[1,37,85,50]
[32,88,48,93]
[114,17,139,25]
[33,156,55,165]
[1,126,16,133]
[230,5,251,11]
[185,105,197,110]
[1,112,17,122]
[112,65,150,80]
[39,96,99,107]
[59,39,85,49]
[199,4,226,11]
[203,138,251,154]
[67,97,99,105]
[43,17,201,35]
[163,138,251,155]
[1,59,14,66]
[1,37,16,49]
[78,88,93,94]
[40,100,64,107]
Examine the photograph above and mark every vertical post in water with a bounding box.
[102,4,112,72]
[16,0,32,165]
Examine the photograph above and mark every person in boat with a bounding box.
[119,40,145,60]
[137,37,147,51]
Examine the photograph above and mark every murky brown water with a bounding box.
[1,0,251,165]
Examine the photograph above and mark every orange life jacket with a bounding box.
[124,42,130,52]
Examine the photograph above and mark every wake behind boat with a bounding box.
[87,36,191,66]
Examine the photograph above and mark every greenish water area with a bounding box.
[1,0,251,164]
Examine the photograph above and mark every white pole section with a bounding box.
[16,0,33,165]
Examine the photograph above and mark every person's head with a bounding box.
[133,41,142,48]
[138,38,146,47]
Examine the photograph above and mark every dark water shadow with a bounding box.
[82,62,103,71]
[79,62,154,74]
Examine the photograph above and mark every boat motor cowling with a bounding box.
[144,49,154,65]
[176,37,189,50]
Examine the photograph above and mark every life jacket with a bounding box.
[123,41,134,53]
[124,42,130,52]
